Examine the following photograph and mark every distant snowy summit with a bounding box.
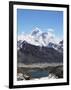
[18,27,55,46]
[17,27,63,53]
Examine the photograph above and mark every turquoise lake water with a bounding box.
[29,70,48,78]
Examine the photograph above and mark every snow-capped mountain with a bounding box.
[18,27,55,46]
[17,40,63,64]
[17,27,63,53]
[48,40,63,53]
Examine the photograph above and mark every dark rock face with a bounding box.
[17,40,22,47]
[59,40,63,45]
[17,41,63,64]
[58,40,63,53]
[48,42,58,48]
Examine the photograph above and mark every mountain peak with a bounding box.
[31,27,41,36]
[18,27,63,48]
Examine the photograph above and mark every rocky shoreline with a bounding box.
[17,65,63,81]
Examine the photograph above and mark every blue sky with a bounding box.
[17,9,63,40]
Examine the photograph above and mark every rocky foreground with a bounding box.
[17,64,63,81]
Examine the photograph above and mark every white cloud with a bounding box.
[48,28,54,32]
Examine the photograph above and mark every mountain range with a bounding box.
[17,28,63,64]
